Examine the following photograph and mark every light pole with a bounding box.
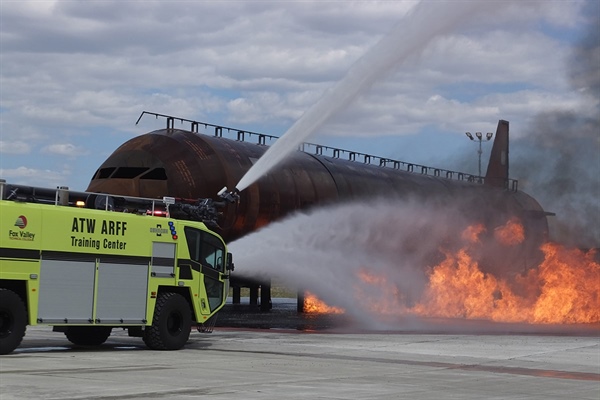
[465,131,493,177]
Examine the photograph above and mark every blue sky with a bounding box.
[0,0,597,193]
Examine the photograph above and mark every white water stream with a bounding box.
[235,1,500,192]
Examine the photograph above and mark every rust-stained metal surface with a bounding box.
[86,124,549,261]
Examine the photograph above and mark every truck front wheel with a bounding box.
[143,292,191,350]
[65,326,112,346]
[0,288,27,355]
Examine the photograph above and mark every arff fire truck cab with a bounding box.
[0,179,235,355]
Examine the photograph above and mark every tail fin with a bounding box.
[485,120,509,188]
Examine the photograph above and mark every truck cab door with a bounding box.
[183,227,227,314]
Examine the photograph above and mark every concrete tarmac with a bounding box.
[1,324,599,400]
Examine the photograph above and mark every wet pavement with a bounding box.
[217,298,600,336]
[216,298,351,331]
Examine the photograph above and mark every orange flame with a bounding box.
[303,219,600,324]
[414,242,599,323]
[412,248,531,322]
[355,268,406,315]
[303,292,345,314]
[461,223,486,243]
[530,243,599,323]
[494,217,525,246]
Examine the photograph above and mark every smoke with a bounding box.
[235,1,509,192]
[512,15,600,248]
[229,196,526,328]
[226,3,598,329]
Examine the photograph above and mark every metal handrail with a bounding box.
[136,111,519,191]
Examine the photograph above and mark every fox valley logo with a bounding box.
[14,215,27,229]
[9,215,35,241]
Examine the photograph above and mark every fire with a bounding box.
[494,217,525,246]
[413,227,599,324]
[302,219,600,324]
[355,268,406,315]
[412,248,532,322]
[303,292,345,314]
[531,243,599,323]
[461,223,486,243]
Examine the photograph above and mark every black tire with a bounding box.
[65,326,112,346]
[143,292,191,350]
[0,288,28,355]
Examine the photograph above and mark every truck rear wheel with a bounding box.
[143,292,191,350]
[65,326,112,346]
[0,288,27,355]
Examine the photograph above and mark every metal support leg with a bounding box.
[297,290,305,313]
[232,287,241,304]
[249,286,259,306]
[260,280,272,311]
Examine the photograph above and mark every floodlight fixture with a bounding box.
[465,130,494,177]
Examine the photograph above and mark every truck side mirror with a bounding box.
[226,252,235,272]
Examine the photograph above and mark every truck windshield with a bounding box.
[184,227,225,273]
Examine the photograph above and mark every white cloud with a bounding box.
[0,140,30,154]
[42,143,87,157]
[0,0,594,190]
[0,166,67,188]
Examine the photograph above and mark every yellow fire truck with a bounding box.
[0,179,236,354]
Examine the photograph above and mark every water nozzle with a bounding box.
[217,186,240,204]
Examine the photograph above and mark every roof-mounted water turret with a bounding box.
[0,179,236,228]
